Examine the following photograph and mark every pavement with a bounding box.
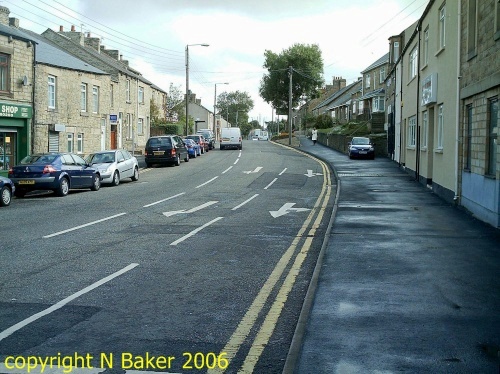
[283,136,500,374]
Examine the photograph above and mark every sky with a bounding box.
[4,0,428,125]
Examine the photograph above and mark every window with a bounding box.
[437,104,444,149]
[127,113,132,139]
[358,100,364,114]
[138,118,144,135]
[67,133,74,152]
[393,41,399,62]
[139,86,144,104]
[408,116,417,147]
[0,53,10,92]
[422,111,428,148]
[423,27,429,65]
[487,98,498,176]
[365,74,371,89]
[410,47,418,79]
[77,133,84,153]
[465,105,472,170]
[92,86,99,113]
[439,4,446,49]
[467,0,478,58]
[48,75,56,109]
[126,79,131,102]
[373,96,385,112]
[379,67,386,84]
[110,84,114,108]
[81,83,87,112]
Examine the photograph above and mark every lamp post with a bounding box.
[185,43,209,136]
[214,82,228,141]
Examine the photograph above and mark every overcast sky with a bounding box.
[6,0,428,124]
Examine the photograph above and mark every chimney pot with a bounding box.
[87,32,91,37]
[60,25,64,32]
[71,25,75,32]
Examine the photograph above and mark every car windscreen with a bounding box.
[20,154,59,164]
[352,138,370,145]
[147,138,172,147]
[87,152,115,163]
[186,136,201,142]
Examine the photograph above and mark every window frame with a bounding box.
[138,117,144,135]
[465,104,473,170]
[422,110,428,149]
[467,0,478,59]
[81,83,87,112]
[67,133,74,153]
[126,79,131,102]
[0,53,10,93]
[423,27,429,66]
[439,4,446,50]
[92,85,99,114]
[379,67,386,84]
[408,115,417,148]
[486,97,498,176]
[48,75,56,109]
[138,86,144,104]
[409,46,418,80]
[77,133,84,154]
[365,74,371,89]
[437,104,444,150]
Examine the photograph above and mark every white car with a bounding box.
[86,150,139,186]
[220,127,242,150]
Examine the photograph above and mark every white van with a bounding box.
[220,127,242,150]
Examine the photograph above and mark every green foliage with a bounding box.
[314,114,334,129]
[259,43,324,113]
[216,91,254,127]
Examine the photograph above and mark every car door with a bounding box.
[116,151,131,178]
[61,154,82,188]
[120,150,134,178]
[71,154,94,188]
[174,136,187,159]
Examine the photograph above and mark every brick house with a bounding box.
[0,7,35,177]
[459,0,500,227]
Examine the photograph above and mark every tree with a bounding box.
[165,83,184,123]
[216,91,254,127]
[259,44,324,114]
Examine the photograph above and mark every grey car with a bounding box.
[86,150,139,186]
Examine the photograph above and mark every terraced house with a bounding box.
[0,7,35,177]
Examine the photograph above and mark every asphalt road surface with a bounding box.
[0,140,334,374]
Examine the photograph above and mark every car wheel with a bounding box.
[14,189,26,198]
[91,174,101,191]
[56,177,70,197]
[131,167,139,181]
[192,151,197,159]
[184,153,190,162]
[175,155,181,166]
[0,186,11,206]
[112,171,120,186]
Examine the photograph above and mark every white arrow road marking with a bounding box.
[269,203,311,218]
[163,201,218,217]
[243,166,263,174]
[305,169,323,177]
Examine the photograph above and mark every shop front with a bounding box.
[0,102,32,177]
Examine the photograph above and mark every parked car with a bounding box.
[220,127,242,150]
[144,135,189,167]
[348,137,375,159]
[196,130,215,150]
[86,149,139,186]
[0,176,14,206]
[8,153,101,197]
[186,134,209,154]
[183,138,201,158]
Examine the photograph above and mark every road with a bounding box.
[0,140,334,374]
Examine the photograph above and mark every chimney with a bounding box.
[101,47,120,60]
[0,6,10,26]
[59,25,84,46]
[331,76,346,93]
[84,34,101,53]
[59,25,64,32]
[9,17,19,28]
[71,25,75,32]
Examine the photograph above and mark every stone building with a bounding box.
[459,0,500,227]
[0,7,35,177]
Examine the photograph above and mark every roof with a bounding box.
[359,87,385,100]
[0,23,36,44]
[17,27,107,74]
[327,80,363,110]
[313,79,362,111]
[361,52,389,74]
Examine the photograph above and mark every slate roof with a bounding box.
[0,23,36,43]
[327,80,363,110]
[313,79,362,111]
[360,52,389,74]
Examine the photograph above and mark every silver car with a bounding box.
[86,150,139,186]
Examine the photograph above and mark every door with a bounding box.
[111,124,117,149]
[0,132,16,170]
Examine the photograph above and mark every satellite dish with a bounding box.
[22,76,28,86]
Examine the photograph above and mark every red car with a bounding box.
[186,134,209,154]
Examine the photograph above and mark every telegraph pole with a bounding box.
[288,66,293,146]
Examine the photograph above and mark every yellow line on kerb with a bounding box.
[207,148,331,374]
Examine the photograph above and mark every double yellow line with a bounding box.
[208,148,332,374]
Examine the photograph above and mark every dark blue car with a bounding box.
[0,176,14,206]
[8,153,101,198]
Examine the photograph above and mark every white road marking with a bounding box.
[222,166,233,174]
[233,158,240,165]
[143,192,186,207]
[305,169,323,177]
[238,151,242,157]
[196,176,219,188]
[243,166,263,174]
[43,213,127,238]
[264,178,278,190]
[232,194,259,211]
[269,203,311,218]
[170,217,224,246]
[279,168,287,175]
[163,201,218,217]
[0,264,139,342]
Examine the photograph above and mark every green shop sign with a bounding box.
[0,103,33,119]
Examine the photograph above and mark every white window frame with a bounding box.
[126,79,131,102]
[139,86,144,104]
[393,41,399,62]
[410,47,418,79]
[110,84,114,108]
[365,74,371,89]
[408,115,417,147]
[358,100,364,115]
[437,104,444,149]
[48,75,56,109]
[67,133,74,152]
[81,83,87,112]
[373,96,385,113]
[379,67,386,84]
[127,113,132,139]
[138,118,143,135]
[77,133,84,153]
[423,27,429,65]
[92,85,99,113]
[422,111,428,148]
[439,4,446,50]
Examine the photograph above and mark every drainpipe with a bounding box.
[416,25,421,182]
[31,40,36,155]
[454,7,461,203]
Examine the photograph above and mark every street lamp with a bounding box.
[214,82,228,140]
[186,43,209,136]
